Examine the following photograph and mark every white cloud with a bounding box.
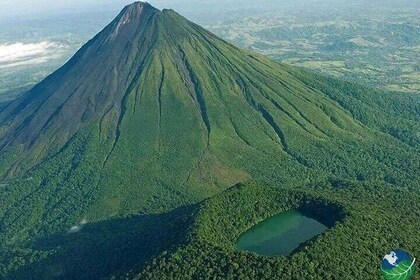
[67,219,88,234]
[68,225,82,234]
[0,41,67,69]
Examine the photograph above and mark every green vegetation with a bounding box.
[0,2,418,279]
[133,182,420,279]
[206,1,420,93]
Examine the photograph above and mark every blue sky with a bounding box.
[0,0,186,18]
[0,0,282,21]
[1,0,416,28]
[0,0,291,19]
[0,1,133,17]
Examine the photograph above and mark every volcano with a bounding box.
[0,2,418,279]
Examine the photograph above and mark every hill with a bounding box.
[0,2,418,279]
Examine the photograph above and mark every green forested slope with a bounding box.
[0,2,418,279]
[132,182,420,280]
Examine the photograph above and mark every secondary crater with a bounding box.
[236,202,344,257]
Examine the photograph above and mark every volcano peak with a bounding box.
[108,1,159,40]
[121,1,158,18]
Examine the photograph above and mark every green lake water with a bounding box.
[236,209,327,256]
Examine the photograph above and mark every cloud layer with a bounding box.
[0,41,67,69]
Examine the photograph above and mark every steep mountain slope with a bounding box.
[0,3,160,174]
[0,2,418,279]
